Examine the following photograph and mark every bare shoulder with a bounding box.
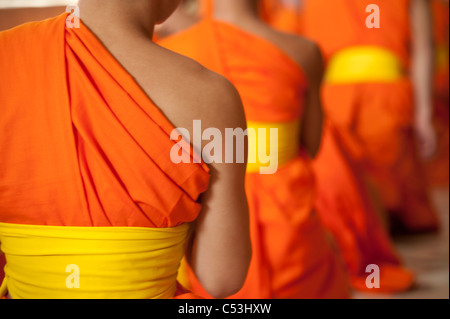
[188,61,246,131]
[151,46,246,134]
[256,24,324,86]
[274,31,325,86]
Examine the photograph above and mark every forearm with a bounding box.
[410,0,435,123]
[299,41,325,158]
[301,90,324,159]
[188,164,251,299]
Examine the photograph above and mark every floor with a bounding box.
[355,187,450,299]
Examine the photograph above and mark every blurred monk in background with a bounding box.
[302,0,441,235]
[160,0,351,299]
[253,0,416,294]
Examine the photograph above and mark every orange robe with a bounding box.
[0,14,210,298]
[261,0,415,292]
[160,19,351,299]
[261,0,304,35]
[424,0,449,187]
[303,0,440,233]
[313,124,414,292]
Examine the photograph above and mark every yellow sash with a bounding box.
[325,46,405,84]
[0,222,190,299]
[246,120,301,174]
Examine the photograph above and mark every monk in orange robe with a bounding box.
[254,0,415,293]
[303,0,440,234]
[424,0,449,187]
[160,0,351,299]
[0,0,251,299]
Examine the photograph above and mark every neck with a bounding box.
[156,3,197,38]
[170,3,198,26]
[213,0,260,23]
[78,0,158,40]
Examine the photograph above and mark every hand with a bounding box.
[414,117,437,160]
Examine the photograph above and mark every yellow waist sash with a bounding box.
[325,46,405,84]
[246,120,301,174]
[0,222,190,299]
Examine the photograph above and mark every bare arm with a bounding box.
[410,0,437,159]
[300,42,325,158]
[186,75,251,299]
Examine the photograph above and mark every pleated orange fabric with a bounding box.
[0,14,210,298]
[424,0,449,187]
[303,0,440,233]
[160,19,351,299]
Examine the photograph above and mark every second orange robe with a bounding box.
[160,19,350,299]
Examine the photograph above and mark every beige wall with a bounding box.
[0,6,67,31]
[0,0,76,8]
